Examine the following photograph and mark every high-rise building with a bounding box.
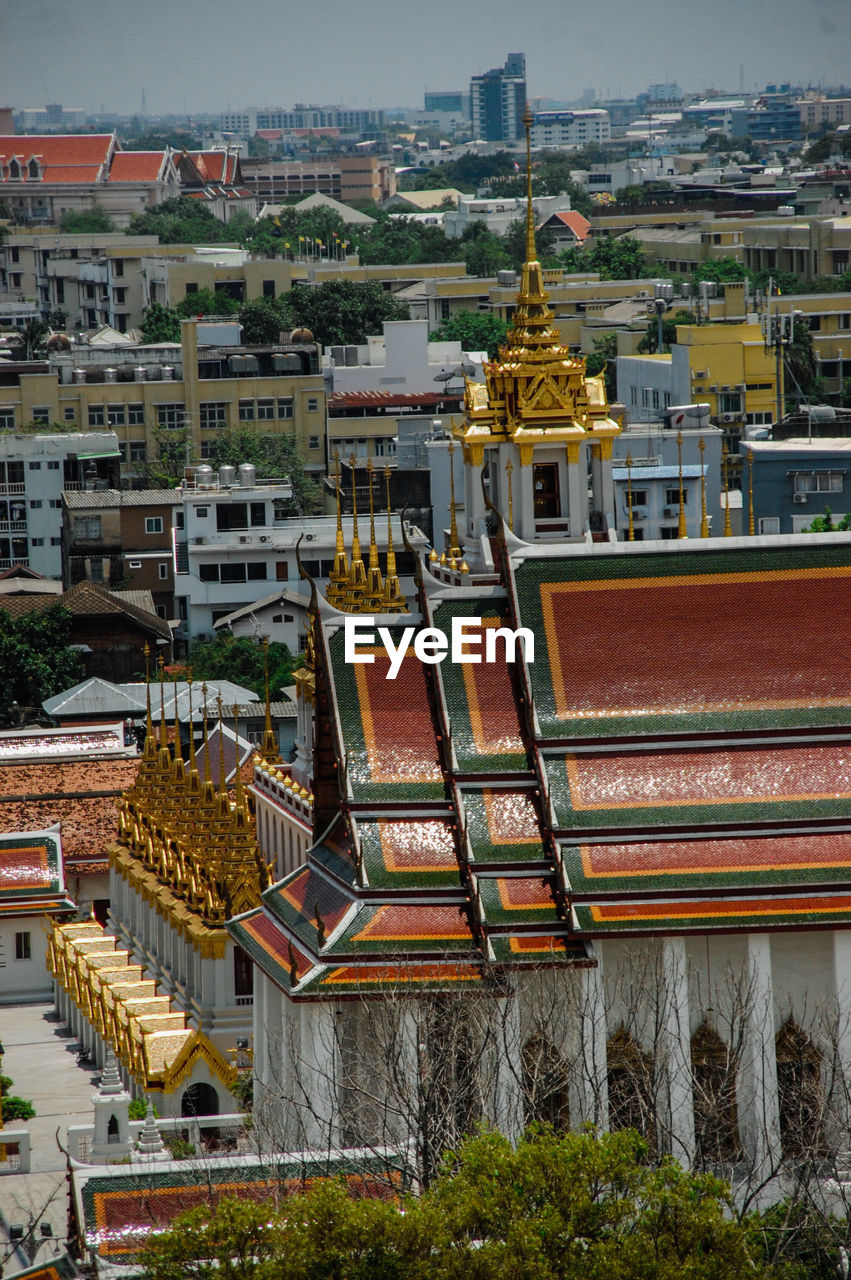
[470,52,526,141]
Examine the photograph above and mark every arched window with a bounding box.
[8,159,20,180]
[607,1025,655,1151]
[691,1022,740,1165]
[522,1035,570,1131]
[182,1081,220,1117]
[107,1113,119,1143]
[776,1021,823,1158]
[27,157,39,180]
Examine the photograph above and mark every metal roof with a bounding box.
[62,489,182,509]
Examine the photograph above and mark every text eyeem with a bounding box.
[343,616,534,680]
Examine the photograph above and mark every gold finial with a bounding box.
[505,457,514,532]
[232,704,245,805]
[143,643,153,740]
[747,449,755,536]
[326,448,349,608]
[364,458,384,609]
[157,655,168,752]
[677,430,687,539]
[448,440,462,559]
[382,464,407,612]
[261,636,280,762]
[201,682,212,784]
[345,453,367,608]
[626,453,635,542]
[216,693,228,801]
[722,442,732,537]
[172,672,182,766]
[187,672,198,777]
[523,102,536,267]
[699,437,710,538]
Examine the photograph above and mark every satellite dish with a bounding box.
[433,370,455,383]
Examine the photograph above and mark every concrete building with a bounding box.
[470,53,527,142]
[531,109,611,148]
[444,193,574,239]
[0,430,120,577]
[742,216,851,281]
[0,826,75,1004]
[742,436,851,534]
[240,153,395,206]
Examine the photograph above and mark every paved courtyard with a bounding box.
[1,1001,100,1275]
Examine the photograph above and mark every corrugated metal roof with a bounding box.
[63,489,181,509]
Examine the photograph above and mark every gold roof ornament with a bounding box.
[261,636,281,763]
[344,453,368,610]
[699,437,710,538]
[677,430,688,539]
[722,441,733,537]
[626,453,635,542]
[453,103,620,468]
[448,441,462,560]
[382,464,409,613]
[505,457,514,532]
[748,449,755,536]
[363,459,385,611]
[325,448,350,609]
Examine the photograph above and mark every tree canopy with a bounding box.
[285,279,410,346]
[183,634,301,699]
[59,207,116,234]
[429,312,509,360]
[0,604,83,727]
[206,427,320,512]
[137,1128,764,1280]
[126,197,237,245]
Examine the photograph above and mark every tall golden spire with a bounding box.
[363,459,385,610]
[381,464,408,613]
[200,681,214,797]
[502,103,561,357]
[186,673,201,795]
[722,442,732,537]
[144,643,154,743]
[448,441,462,561]
[326,448,349,609]
[699,437,710,538]
[626,453,635,542]
[261,636,280,762]
[505,457,514,532]
[677,430,688,539]
[748,450,755,536]
[345,453,367,609]
[157,656,168,753]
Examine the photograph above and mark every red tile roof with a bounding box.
[0,135,113,183]
[108,151,166,182]
[545,210,591,242]
[328,390,463,409]
[0,758,139,864]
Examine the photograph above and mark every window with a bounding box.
[199,564,219,582]
[307,397,319,412]
[15,932,31,961]
[199,401,227,430]
[31,407,50,426]
[107,403,126,425]
[308,434,320,449]
[28,461,41,470]
[74,516,101,539]
[250,501,265,527]
[90,558,104,582]
[665,488,687,506]
[0,410,14,431]
[29,499,42,508]
[88,404,106,427]
[277,397,293,419]
[185,282,199,295]
[627,488,648,507]
[238,400,255,421]
[247,562,267,580]
[221,563,247,583]
[130,442,146,462]
[30,537,43,546]
[262,279,276,298]
[440,298,451,320]
[660,526,678,539]
[128,559,142,569]
[113,287,126,304]
[63,407,76,422]
[157,403,185,430]
[794,471,843,493]
[719,392,742,415]
[759,517,780,534]
[49,499,61,508]
[195,505,209,518]
[145,516,164,534]
[50,536,60,545]
[276,561,289,581]
[257,398,275,421]
[127,403,144,425]
[113,258,124,277]
[47,461,59,471]
[158,562,169,579]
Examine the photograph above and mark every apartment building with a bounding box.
[240,154,395,205]
[470,53,526,142]
[0,320,327,486]
[0,430,119,576]
[531,110,611,148]
[742,216,851,280]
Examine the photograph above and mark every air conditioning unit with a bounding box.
[632,511,646,521]
[722,412,737,423]
[692,369,708,379]
[663,506,678,518]
[793,493,808,503]
[194,536,206,545]
[259,535,271,543]
[238,534,251,543]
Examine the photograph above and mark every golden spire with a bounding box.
[157,655,168,752]
[505,457,514,532]
[626,453,635,542]
[524,101,537,267]
[363,459,385,610]
[144,643,154,742]
[448,441,462,559]
[216,693,231,819]
[172,673,183,764]
[722,442,732,537]
[381,464,408,613]
[326,448,349,609]
[345,453,367,609]
[232,703,246,810]
[748,450,755,536]
[261,637,280,762]
[501,102,560,356]
[677,430,688,539]
[200,682,214,796]
[699,437,710,538]
[186,672,201,795]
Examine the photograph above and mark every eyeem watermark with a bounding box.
[344,616,534,680]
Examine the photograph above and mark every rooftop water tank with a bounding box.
[195,464,214,487]
[218,464,236,487]
[238,462,256,487]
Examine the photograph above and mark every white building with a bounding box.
[325,319,477,396]
[531,110,611,148]
[444,193,574,239]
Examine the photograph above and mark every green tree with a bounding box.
[59,207,116,234]
[207,427,319,513]
[692,257,751,284]
[140,303,181,344]
[126,196,233,245]
[430,312,508,359]
[0,605,84,726]
[803,507,851,532]
[174,289,239,319]
[12,316,49,360]
[459,223,511,277]
[285,279,409,346]
[237,298,288,345]
[184,634,300,699]
[638,309,697,354]
[585,331,618,399]
[586,234,648,281]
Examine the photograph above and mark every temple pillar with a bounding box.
[571,948,608,1129]
[659,937,695,1164]
[738,934,781,1185]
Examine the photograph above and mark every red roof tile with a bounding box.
[108,151,166,182]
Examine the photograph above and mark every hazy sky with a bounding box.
[2,0,848,118]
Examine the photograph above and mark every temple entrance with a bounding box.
[181,1082,219,1117]
[533,463,561,520]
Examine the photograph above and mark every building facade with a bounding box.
[470,53,527,142]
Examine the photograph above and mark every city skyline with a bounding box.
[1,0,848,120]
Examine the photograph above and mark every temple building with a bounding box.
[231,114,851,1187]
